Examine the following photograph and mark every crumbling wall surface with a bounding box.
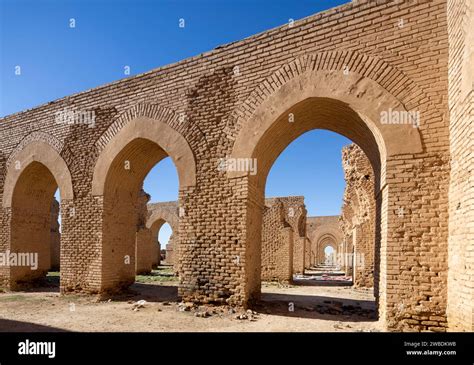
[261,196,306,279]
[339,144,375,288]
[50,199,60,271]
[261,198,293,282]
[274,197,306,274]
[135,189,153,274]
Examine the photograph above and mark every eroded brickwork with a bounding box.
[150,197,306,281]
[339,144,375,288]
[0,0,468,331]
[50,199,60,271]
[261,199,293,282]
[135,190,153,274]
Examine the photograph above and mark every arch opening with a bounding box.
[324,245,336,265]
[100,137,171,288]
[230,82,393,315]
[92,114,194,292]
[3,141,73,291]
[9,163,63,289]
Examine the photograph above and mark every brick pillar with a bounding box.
[280,226,293,282]
[135,228,153,275]
[353,222,374,288]
[50,199,60,271]
[292,236,305,274]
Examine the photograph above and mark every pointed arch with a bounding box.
[3,140,73,208]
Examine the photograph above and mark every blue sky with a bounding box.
[2,0,352,244]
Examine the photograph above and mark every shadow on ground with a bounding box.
[254,292,377,322]
[292,279,353,287]
[0,318,69,332]
[107,283,179,303]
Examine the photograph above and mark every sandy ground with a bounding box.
[0,273,381,332]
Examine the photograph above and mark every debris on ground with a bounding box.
[235,309,259,321]
[178,301,195,312]
[131,300,147,311]
[312,300,375,318]
[194,311,211,318]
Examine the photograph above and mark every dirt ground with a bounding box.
[0,268,381,332]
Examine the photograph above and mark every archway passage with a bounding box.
[324,245,336,265]
[226,69,423,327]
[10,162,57,287]
[146,203,179,270]
[321,241,337,266]
[158,223,173,266]
[100,138,170,290]
[230,98,386,305]
[92,115,195,294]
[2,141,73,291]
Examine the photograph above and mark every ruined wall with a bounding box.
[275,197,307,274]
[447,0,474,332]
[165,235,177,266]
[151,197,306,280]
[261,199,293,282]
[135,190,153,274]
[50,199,60,271]
[339,144,375,288]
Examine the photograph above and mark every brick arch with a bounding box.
[92,104,197,195]
[226,50,440,141]
[312,229,343,248]
[319,238,338,258]
[317,234,338,264]
[227,52,427,311]
[6,131,64,167]
[2,140,73,289]
[96,103,181,152]
[91,106,196,292]
[146,208,179,240]
[229,70,424,191]
[3,140,74,208]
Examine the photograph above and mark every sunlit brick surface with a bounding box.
[1,0,472,331]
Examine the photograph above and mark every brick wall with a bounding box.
[261,199,293,282]
[0,0,461,331]
[447,0,474,332]
[339,144,375,288]
[150,197,306,281]
[146,201,178,269]
[50,199,60,271]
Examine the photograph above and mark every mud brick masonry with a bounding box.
[148,196,316,282]
[340,144,376,287]
[306,216,343,268]
[146,200,179,270]
[1,0,473,331]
